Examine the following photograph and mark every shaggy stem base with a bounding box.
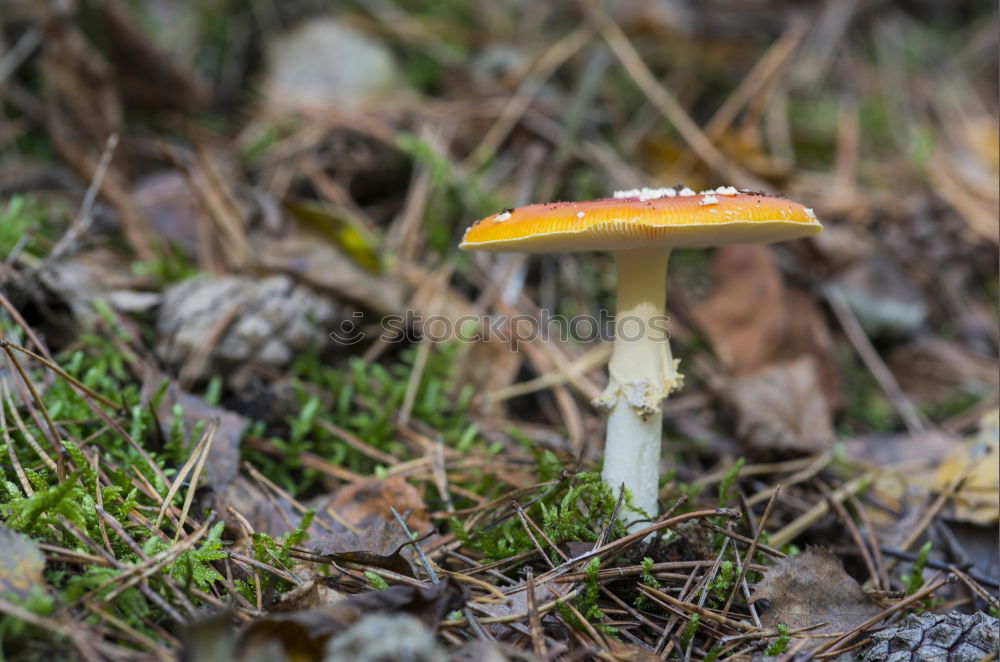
[596,247,682,526]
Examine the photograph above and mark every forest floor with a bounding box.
[0,1,997,660]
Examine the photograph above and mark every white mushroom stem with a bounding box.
[594,247,683,527]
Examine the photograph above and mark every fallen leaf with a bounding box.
[312,521,418,578]
[317,476,430,534]
[132,171,201,258]
[720,356,834,454]
[690,245,839,404]
[476,581,560,639]
[691,245,785,375]
[750,547,882,637]
[235,579,467,660]
[0,527,45,601]
[38,248,150,325]
[933,410,1000,525]
[218,475,299,540]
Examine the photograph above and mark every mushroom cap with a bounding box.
[460,188,822,253]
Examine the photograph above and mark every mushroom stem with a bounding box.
[596,247,682,527]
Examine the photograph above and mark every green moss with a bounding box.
[765,624,791,655]
[455,452,635,564]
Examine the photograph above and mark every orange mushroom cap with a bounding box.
[460,187,822,253]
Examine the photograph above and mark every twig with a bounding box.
[390,506,439,584]
[879,546,999,590]
[723,486,779,618]
[768,474,869,549]
[819,480,881,590]
[41,133,119,268]
[825,286,927,434]
[525,567,548,658]
[587,4,764,189]
[0,26,42,86]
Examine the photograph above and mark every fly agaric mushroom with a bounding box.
[460,187,822,528]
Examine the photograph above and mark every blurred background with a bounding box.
[0,0,997,655]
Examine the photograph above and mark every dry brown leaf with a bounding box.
[218,475,299,540]
[720,356,834,454]
[690,245,839,404]
[476,581,560,639]
[311,521,418,578]
[750,547,882,638]
[316,476,430,533]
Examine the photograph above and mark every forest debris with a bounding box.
[264,18,410,112]
[312,520,418,578]
[324,613,447,662]
[97,0,209,112]
[475,581,561,639]
[833,256,928,340]
[132,171,201,257]
[889,336,1000,403]
[863,611,999,662]
[37,247,149,325]
[808,222,874,269]
[146,377,248,491]
[317,476,431,534]
[252,225,402,313]
[236,580,466,660]
[720,355,834,454]
[156,274,339,382]
[750,547,882,640]
[932,410,999,525]
[690,245,839,402]
[0,527,45,600]
[928,115,999,245]
[218,475,299,539]
[272,578,346,613]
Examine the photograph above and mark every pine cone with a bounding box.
[864,611,998,662]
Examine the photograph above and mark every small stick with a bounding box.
[769,475,869,549]
[390,506,438,584]
[723,486,780,617]
[847,491,890,590]
[825,287,926,434]
[512,500,563,569]
[526,567,547,658]
[879,546,999,590]
[819,480,880,589]
[43,133,119,267]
